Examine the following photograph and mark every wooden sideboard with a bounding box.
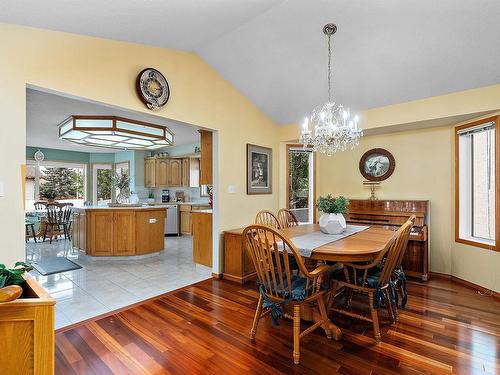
[223,228,256,284]
[346,199,430,281]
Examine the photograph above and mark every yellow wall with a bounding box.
[279,101,500,292]
[0,23,280,267]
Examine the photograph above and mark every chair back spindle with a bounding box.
[255,210,282,229]
[277,208,299,228]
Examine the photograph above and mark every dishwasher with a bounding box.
[164,205,180,235]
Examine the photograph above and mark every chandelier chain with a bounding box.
[328,33,332,102]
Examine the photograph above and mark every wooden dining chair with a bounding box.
[242,224,333,364]
[59,205,73,240]
[330,221,412,342]
[43,204,61,244]
[33,201,47,210]
[277,208,299,228]
[255,210,282,229]
[391,215,416,311]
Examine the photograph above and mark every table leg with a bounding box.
[284,300,342,341]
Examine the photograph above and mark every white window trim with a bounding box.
[26,159,87,202]
[456,120,497,249]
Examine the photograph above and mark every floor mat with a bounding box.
[31,257,82,276]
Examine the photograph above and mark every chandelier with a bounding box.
[58,115,174,150]
[300,23,362,155]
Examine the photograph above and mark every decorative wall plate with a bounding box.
[34,149,45,163]
[359,148,395,181]
[136,68,170,110]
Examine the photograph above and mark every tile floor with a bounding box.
[26,235,212,329]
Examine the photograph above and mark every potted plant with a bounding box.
[147,190,156,204]
[0,261,55,373]
[316,195,349,234]
[111,171,130,204]
[40,189,57,203]
[0,262,33,302]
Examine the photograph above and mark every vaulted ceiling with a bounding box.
[2,0,500,125]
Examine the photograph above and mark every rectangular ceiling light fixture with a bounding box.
[58,115,175,150]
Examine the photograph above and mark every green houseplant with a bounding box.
[0,262,33,289]
[316,195,349,234]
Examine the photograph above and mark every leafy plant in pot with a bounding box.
[0,262,33,302]
[316,195,349,235]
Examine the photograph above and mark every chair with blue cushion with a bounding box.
[243,224,334,365]
[329,220,412,342]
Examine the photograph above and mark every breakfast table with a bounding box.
[276,224,396,340]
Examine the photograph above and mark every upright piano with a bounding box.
[346,199,430,281]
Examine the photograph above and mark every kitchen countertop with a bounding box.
[73,202,210,210]
[191,209,213,214]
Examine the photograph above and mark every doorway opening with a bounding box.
[286,144,316,224]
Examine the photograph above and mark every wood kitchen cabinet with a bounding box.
[113,211,135,255]
[192,211,212,267]
[199,130,213,185]
[89,211,114,256]
[73,208,165,256]
[182,158,200,187]
[168,158,182,187]
[144,158,156,188]
[180,205,192,234]
[155,158,169,187]
[146,157,184,188]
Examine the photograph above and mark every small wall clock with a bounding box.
[136,68,170,110]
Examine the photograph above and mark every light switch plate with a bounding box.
[0,181,4,197]
[228,185,236,194]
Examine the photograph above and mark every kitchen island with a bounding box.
[72,206,166,256]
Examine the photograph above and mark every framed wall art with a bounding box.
[359,148,395,181]
[247,144,272,194]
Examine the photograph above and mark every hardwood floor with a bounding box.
[55,277,500,374]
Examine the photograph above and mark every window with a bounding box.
[287,145,315,224]
[25,160,86,210]
[92,164,113,205]
[456,117,498,250]
[114,161,130,198]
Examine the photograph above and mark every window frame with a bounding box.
[25,159,88,208]
[455,115,500,251]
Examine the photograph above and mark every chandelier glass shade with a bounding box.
[58,115,174,150]
[300,23,362,155]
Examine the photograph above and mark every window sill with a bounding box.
[455,237,498,251]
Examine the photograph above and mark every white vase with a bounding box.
[319,213,346,235]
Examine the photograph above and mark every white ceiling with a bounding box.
[4,1,500,125]
[26,88,200,153]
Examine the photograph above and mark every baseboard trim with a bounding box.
[430,272,500,299]
[211,272,223,279]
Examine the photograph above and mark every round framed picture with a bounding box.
[359,148,395,181]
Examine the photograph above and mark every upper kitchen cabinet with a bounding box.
[168,159,182,187]
[155,158,170,187]
[199,130,213,185]
[182,158,200,187]
[144,157,156,188]
[145,157,181,188]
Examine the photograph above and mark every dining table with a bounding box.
[277,223,396,341]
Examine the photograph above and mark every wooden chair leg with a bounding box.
[368,291,381,342]
[31,225,37,243]
[49,225,54,244]
[250,294,264,342]
[293,304,301,365]
[42,225,48,242]
[317,295,332,339]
